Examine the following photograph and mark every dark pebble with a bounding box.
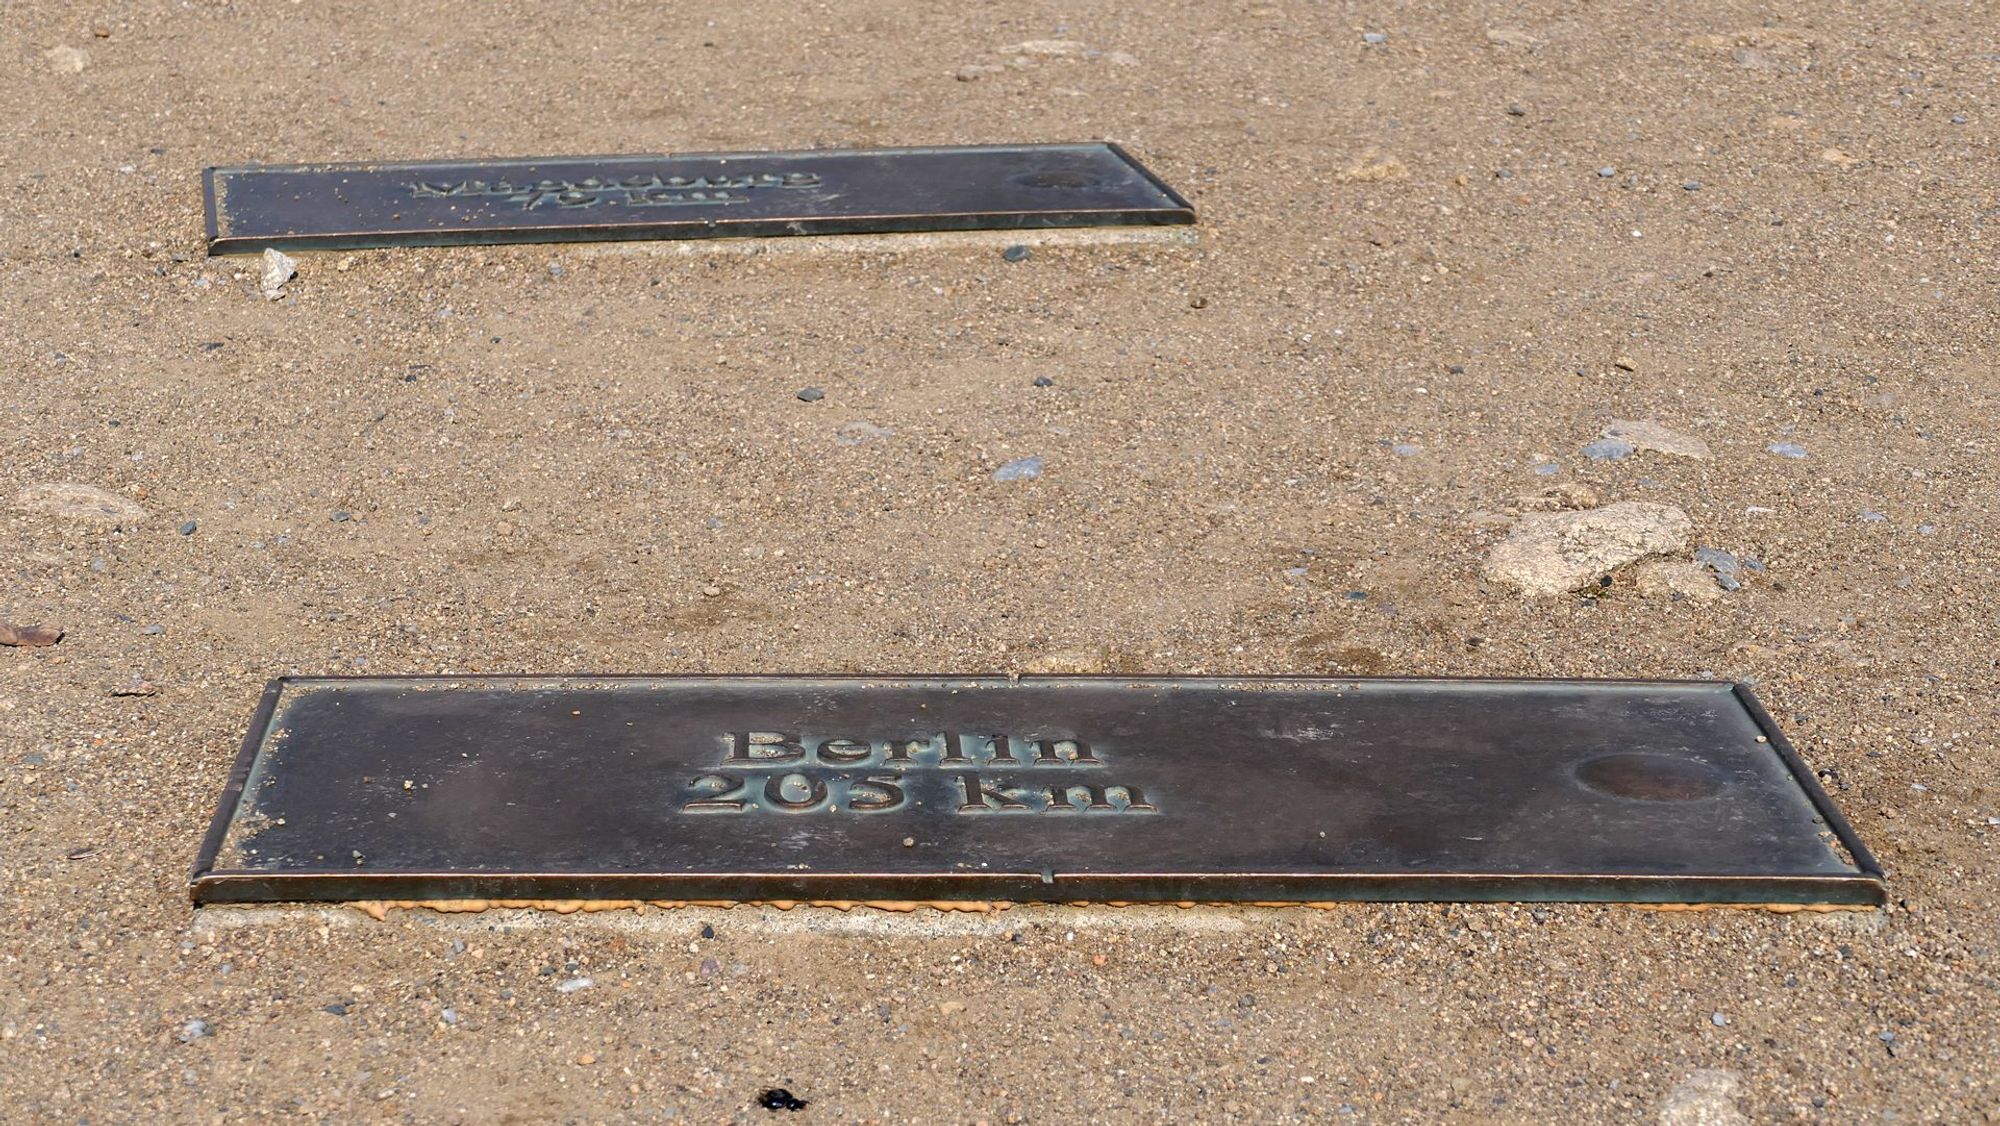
[1002,245,1030,263]
[1343,591,1368,601]
[700,924,715,940]
[758,1088,808,1111]
[1033,376,1054,387]
[1682,181,1702,191]
[796,387,824,403]
[323,1002,348,1016]
[179,520,197,536]
[331,510,351,522]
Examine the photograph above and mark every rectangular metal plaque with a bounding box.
[202,143,1194,253]
[191,677,1881,907]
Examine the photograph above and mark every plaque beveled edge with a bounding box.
[185,675,1887,909]
[200,141,1196,255]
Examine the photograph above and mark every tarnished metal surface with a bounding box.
[190,676,1882,906]
[202,143,1194,253]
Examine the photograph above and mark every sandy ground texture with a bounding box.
[3,0,1997,1121]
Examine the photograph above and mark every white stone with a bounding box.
[1483,501,1692,596]
[44,46,89,73]
[1658,1069,1748,1125]
[1635,560,1722,603]
[14,483,148,524]
[1603,420,1712,459]
[260,248,296,300]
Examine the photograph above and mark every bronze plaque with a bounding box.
[190,677,1881,906]
[202,143,1193,253]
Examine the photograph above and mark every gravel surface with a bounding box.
[3,1,1996,1121]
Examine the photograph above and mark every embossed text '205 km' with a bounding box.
[681,732,1160,817]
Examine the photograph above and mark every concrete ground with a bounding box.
[2,1,1995,1120]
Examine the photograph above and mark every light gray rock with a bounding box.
[1636,560,1722,602]
[993,456,1043,482]
[1483,501,1692,596]
[834,421,895,446]
[260,248,296,300]
[15,483,149,524]
[1658,1069,1748,1125]
[1603,420,1711,459]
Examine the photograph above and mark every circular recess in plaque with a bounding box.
[1573,752,1727,802]
[1014,170,1103,190]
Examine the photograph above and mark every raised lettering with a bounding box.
[764,772,830,812]
[847,773,907,812]
[958,774,1028,812]
[681,773,749,813]
[1035,738,1099,765]
[817,737,873,765]
[1046,783,1155,812]
[728,731,807,764]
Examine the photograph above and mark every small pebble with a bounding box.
[1597,166,1618,178]
[1711,1012,1729,1027]
[993,456,1043,482]
[795,387,824,402]
[331,509,352,522]
[1533,462,1561,476]
[700,924,715,940]
[758,1089,808,1112]
[1767,442,1808,459]
[1032,376,1055,387]
[1694,547,1743,591]
[1505,104,1526,116]
[179,1019,211,1042]
[1343,590,1368,601]
[1693,547,1740,576]
[1951,114,1967,125]
[1362,31,1387,44]
[323,1002,348,1016]
[1861,510,1887,523]
[1682,181,1702,191]
[1391,443,1421,457]
[142,624,165,636]
[556,977,594,994]
[1918,524,1937,536]
[178,520,197,536]
[440,1008,459,1026]
[1582,438,1634,461]
[259,248,295,300]
[1001,245,1030,263]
